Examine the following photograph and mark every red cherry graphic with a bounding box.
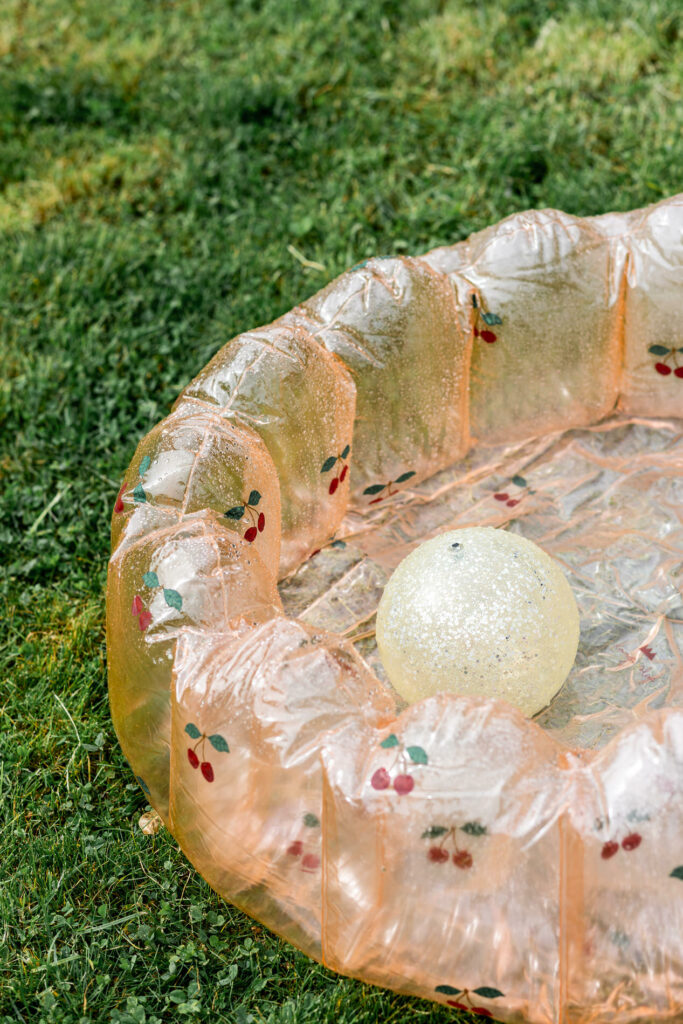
[131,595,143,616]
[257,512,265,532]
[655,362,672,375]
[453,850,473,869]
[339,464,348,482]
[507,499,520,507]
[473,1009,493,1018]
[200,761,214,782]
[244,526,258,543]
[138,609,153,632]
[187,748,199,769]
[428,846,449,864]
[371,767,391,790]
[601,841,619,859]
[114,483,126,513]
[473,327,480,337]
[329,477,339,495]
[493,492,509,501]
[480,329,497,344]
[447,1002,469,1011]
[622,833,642,852]
[301,853,320,871]
[393,773,414,795]
[675,367,683,378]
[369,495,384,505]
[287,840,303,857]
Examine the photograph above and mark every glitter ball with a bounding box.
[376,527,579,716]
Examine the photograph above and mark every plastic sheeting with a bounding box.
[108,194,683,1023]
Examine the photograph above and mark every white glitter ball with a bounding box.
[376,527,580,716]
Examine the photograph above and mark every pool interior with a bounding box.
[279,415,683,752]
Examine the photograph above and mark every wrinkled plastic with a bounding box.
[107,194,683,1023]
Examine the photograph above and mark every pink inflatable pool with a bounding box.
[108,195,683,1023]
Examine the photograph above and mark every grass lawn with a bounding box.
[0,0,681,1020]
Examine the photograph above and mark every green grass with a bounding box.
[0,0,681,1020]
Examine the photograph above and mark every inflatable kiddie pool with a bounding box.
[107,196,683,1024]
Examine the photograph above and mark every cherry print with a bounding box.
[622,833,642,852]
[601,841,619,860]
[114,483,126,514]
[130,454,152,504]
[226,490,264,543]
[117,456,151,511]
[371,736,428,795]
[285,812,321,871]
[133,571,183,634]
[424,821,486,869]
[436,982,505,1013]
[321,445,351,495]
[494,474,533,509]
[363,470,416,505]
[471,295,502,344]
[393,773,414,795]
[184,724,229,782]
[649,344,683,377]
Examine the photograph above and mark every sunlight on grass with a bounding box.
[1,0,681,1019]
[0,139,173,229]
[0,0,184,70]
[524,16,669,83]
[401,6,510,84]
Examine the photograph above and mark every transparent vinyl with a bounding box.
[107,195,683,1024]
